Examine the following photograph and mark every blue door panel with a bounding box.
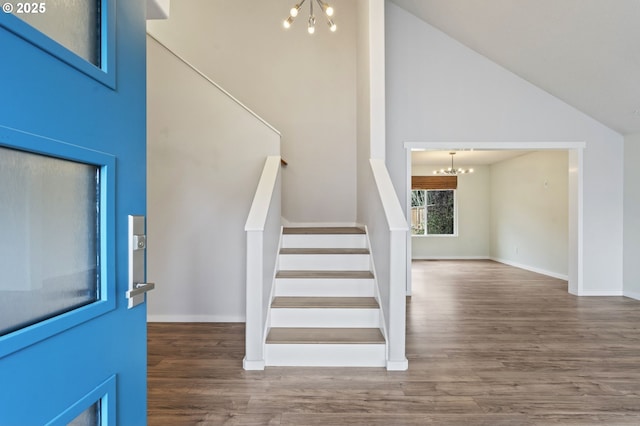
[0,0,148,424]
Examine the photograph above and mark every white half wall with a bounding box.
[386,3,624,294]
[411,164,490,259]
[147,0,358,224]
[624,133,640,300]
[490,151,568,278]
[146,37,280,322]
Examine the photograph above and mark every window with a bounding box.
[411,189,456,236]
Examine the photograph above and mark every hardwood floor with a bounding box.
[148,260,640,425]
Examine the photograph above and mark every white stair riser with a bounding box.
[270,308,380,327]
[265,343,386,367]
[275,279,375,297]
[282,234,367,249]
[279,254,370,271]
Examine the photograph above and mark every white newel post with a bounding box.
[387,229,408,370]
[244,230,265,370]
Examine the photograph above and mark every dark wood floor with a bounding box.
[148,260,640,425]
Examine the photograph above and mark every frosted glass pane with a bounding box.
[14,0,100,66]
[68,401,100,426]
[0,146,99,336]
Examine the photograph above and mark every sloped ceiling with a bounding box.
[389,0,640,136]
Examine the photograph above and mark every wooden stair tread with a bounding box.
[276,270,374,279]
[271,297,379,309]
[280,248,369,255]
[266,327,385,344]
[283,227,365,235]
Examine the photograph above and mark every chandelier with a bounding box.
[433,152,474,175]
[283,0,337,34]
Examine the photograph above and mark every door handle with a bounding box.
[127,215,155,308]
[126,282,156,299]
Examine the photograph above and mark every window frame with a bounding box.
[0,127,116,358]
[0,0,116,88]
[411,189,458,237]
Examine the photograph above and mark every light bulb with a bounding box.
[469,168,474,173]
[308,16,315,34]
[290,5,299,17]
[328,20,337,32]
[283,16,293,29]
[325,5,334,16]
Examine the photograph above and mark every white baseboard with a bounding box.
[412,256,490,260]
[577,290,624,297]
[147,314,245,323]
[491,257,569,281]
[624,290,640,301]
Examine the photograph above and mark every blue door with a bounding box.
[0,1,148,424]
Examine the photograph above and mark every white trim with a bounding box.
[404,141,584,297]
[405,149,412,296]
[491,257,568,281]
[578,291,624,297]
[404,141,586,150]
[624,291,640,301]
[147,315,245,323]
[413,256,490,260]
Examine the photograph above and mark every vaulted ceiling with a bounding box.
[389,0,640,136]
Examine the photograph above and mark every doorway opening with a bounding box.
[404,142,585,296]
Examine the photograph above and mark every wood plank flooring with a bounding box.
[148,260,640,425]
[270,297,379,309]
[279,248,370,255]
[266,328,385,344]
[282,227,365,235]
[275,270,374,279]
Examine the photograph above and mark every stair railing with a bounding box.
[243,156,282,370]
[368,158,409,370]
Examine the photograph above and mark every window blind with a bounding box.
[411,175,457,190]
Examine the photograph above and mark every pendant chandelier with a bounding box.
[283,0,337,34]
[433,152,474,175]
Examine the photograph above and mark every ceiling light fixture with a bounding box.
[283,0,337,34]
[434,152,474,175]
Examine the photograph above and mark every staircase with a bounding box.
[264,227,386,367]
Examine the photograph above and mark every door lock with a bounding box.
[127,215,155,308]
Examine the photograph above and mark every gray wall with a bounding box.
[147,0,358,225]
[146,37,280,321]
[490,151,568,278]
[386,2,623,294]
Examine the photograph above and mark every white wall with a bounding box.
[624,133,640,300]
[147,0,358,225]
[411,165,490,259]
[490,151,568,278]
[146,37,280,322]
[386,3,624,294]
